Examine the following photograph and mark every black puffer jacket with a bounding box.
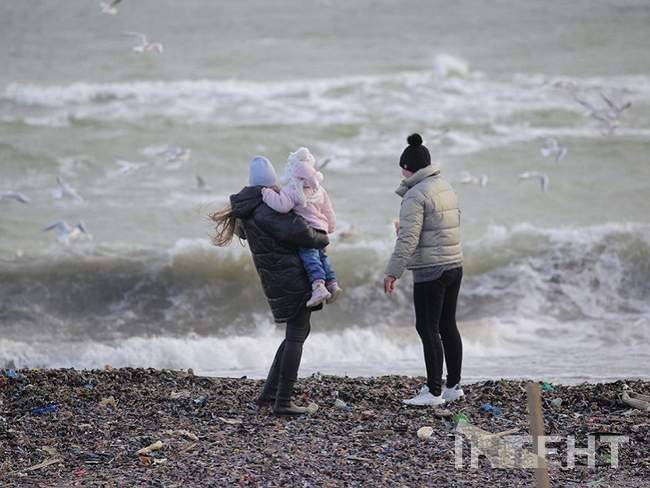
[230,186,329,323]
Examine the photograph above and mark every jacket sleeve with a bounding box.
[256,206,330,250]
[385,191,425,278]
[320,189,336,234]
[262,187,296,214]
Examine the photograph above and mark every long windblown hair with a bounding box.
[209,203,237,247]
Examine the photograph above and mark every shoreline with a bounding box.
[1,368,649,486]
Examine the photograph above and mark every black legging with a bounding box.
[413,267,463,396]
[266,305,312,384]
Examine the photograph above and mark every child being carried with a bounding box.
[262,147,343,307]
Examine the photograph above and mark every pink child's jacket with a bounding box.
[262,160,336,234]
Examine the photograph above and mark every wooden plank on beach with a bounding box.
[526,382,550,488]
[24,457,63,472]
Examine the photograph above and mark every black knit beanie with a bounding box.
[399,133,431,172]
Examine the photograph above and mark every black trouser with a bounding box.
[265,305,312,386]
[413,267,463,397]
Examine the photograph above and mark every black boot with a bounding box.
[256,379,277,406]
[257,363,278,407]
[273,377,307,416]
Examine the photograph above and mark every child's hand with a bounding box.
[384,276,397,294]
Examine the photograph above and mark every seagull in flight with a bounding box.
[518,171,549,193]
[100,0,122,15]
[573,91,629,135]
[195,175,211,192]
[52,176,83,202]
[316,158,333,172]
[43,221,91,244]
[540,137,567,164]
[158,145,190,163]
[0,191,30,204]
[600,91,631,119]
[124,32,164,53]
[459,171,488,188]
[113,159,143,176]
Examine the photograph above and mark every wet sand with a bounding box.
[1,369,649,487]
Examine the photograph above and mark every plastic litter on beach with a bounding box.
[550,398,563,408]
[453,413,469,424]
[480,403,502,417]
[333,398,348,409]
[2,369,649,486]
[541,382,555,392]
[3,369,20,379]
[31,404,58,416]
[306,402,319,415]
[193,395,208,406]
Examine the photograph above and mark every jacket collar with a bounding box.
[395,165,441,197]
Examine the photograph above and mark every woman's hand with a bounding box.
[384,275,397,294]
[393,220,400,236]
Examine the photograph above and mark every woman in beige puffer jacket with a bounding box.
[384,134,465,406]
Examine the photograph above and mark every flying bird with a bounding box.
[600,91,631,119]
[43,221,91,244]
[195,175,211,192]
[316,158,333,172]
[0,191,30,204]
[113,159,143,176]
[540,137,567,164]
[573,92,628,135]
[459,171,488,188]
[124,32,164,53]
[52,176,83,202]
[518,171,549,193]
[157,145,190,163]
[100,0,122,15]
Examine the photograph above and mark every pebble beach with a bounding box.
[1,369,649,487]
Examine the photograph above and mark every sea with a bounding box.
[1,0,649,383]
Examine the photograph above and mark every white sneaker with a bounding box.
[306,282,331,308]
[403,385,446,406]
[442,384,465,402]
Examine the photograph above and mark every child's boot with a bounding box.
[306,280,331,307]
[325,280,343,304]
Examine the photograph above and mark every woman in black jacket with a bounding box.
[211,157,328,415]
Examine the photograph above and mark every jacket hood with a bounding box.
[230,186,263,218]
[292,160,323,189]
[396,165,441,197]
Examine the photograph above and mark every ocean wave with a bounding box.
[2,318,648,381]
[1,223,649,346]
[3,70,649,134]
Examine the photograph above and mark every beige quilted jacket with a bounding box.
[385,165,462,278]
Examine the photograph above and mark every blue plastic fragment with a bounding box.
[481,403,502,417]
[31,404,59,416]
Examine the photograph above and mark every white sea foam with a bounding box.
[4,71,649,134]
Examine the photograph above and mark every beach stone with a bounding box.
[416,426,434,440]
